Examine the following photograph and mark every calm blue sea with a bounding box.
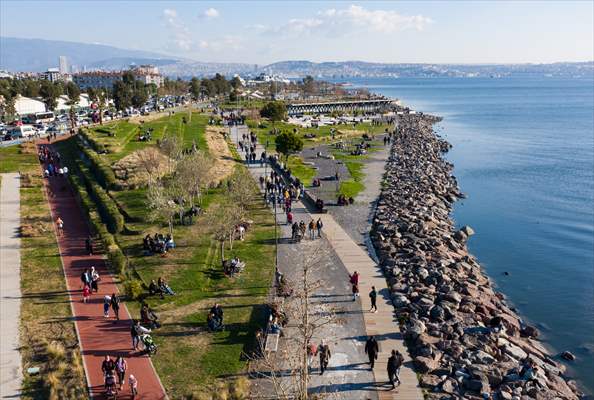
[347,76,594,392]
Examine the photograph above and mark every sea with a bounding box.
[346,76,594,393]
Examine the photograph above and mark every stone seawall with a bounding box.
[370,113,582,400]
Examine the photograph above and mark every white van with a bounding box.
[8,125,37,138]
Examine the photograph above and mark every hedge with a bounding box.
[78,143,119,191]
[78,128,107,154]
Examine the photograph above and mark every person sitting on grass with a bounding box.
[148,279,164,299]
[157,277,175,295]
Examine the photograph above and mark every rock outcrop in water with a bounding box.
[371,113,582,399]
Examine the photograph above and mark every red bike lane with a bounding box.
[39,142,167,399]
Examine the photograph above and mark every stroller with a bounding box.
[141,333,158,355]
[104,372,117,399]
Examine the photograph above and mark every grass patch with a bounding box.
[286,155,316,186]
[0,143,38,173]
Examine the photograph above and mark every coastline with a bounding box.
[370,111,583,399]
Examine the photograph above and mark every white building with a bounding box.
[131,65,164,87]
[55,94,92,113]
[59,56,69,74]
[44,68,62,83]
[14,95,46,115]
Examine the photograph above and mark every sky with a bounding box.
[1,1,593,64]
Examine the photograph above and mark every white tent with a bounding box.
[14,95,46,115]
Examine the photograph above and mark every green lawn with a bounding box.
[0,143,39,173]
[85,110,209,163]
[286,155,316,186]
[63,111,276,398]
[247,119,392,151]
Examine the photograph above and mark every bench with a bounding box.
[264,332,280,352]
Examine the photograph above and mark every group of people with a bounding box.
[101,355,137,397]
[290,218,323,241]
[239,131,266,165]
[223,256,245,276]
[148,277,175,299]
[142,232,175,255]
[364,336,405,389]
[39,146,68,178]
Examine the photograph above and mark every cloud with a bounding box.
[266,4,432,36]
[199,36,243,51]
[203,7,220,19]
[162,8,193,51]
[328,5,433,33]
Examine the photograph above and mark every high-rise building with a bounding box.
[59,56,69,74]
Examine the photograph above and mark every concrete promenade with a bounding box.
[229,125,422,399]
[0,173,22,399]
[318,215,424,400]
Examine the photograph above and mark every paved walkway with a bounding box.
[230,126,377,399]
[0,173,22,399]
[230,126,422,400]
[317,216,423,400]
[39,142,167,399]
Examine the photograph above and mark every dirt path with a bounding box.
[39,141,167,399]
[205,126,236,184]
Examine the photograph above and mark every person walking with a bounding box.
[350,271,360,301]
[110,292,120,321]
[103,294,111,318]
[131,320,141,351]
[306,341,318,373]
[387,349,404,389]
[115,356,127,390]
[80,268,91,289]
[308,220,315,240]
[56,216,64,236]
[85,236,93,255]
[369,286,378,313]
[316,218,323,238]
[129,374,138,398]
[91,267,100,292]
[364,336,379,370]
[82,284,91,303]
[318,340,331,375]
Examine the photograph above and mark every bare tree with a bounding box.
[176,151,211,207]
[249,245,337,400]
[146,180,183,237]
[159,133,183,173]
[207,201,241,261]
[136,147,162,185]
[226,168,256,215]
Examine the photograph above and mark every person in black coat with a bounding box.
[387,349,403,389]
[364,336,379,369]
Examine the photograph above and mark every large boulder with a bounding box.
[414,356,440,373]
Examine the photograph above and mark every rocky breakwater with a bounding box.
[370,113,582,400]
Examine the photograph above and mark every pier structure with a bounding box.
[287,98,398,116]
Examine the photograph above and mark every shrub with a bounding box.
[124,279,144,300]
[107,244,126,275]
[78,144,119,190]
[77,170,124,234]
[78,128,107,153]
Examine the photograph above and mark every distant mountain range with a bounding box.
[1,37,592,79]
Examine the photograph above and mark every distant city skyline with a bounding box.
[1,1,593,65]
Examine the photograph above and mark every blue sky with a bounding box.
[1,1,592,64]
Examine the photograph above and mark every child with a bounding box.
[129,374,138,398]
[103,295,111,318]
[82,285,91,303]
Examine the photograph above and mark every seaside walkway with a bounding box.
[317,215,423,400]
[39,140,167,399]
[0,173,22,399]
[229,125,422,399]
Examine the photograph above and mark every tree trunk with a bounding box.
[220,240,225,261]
